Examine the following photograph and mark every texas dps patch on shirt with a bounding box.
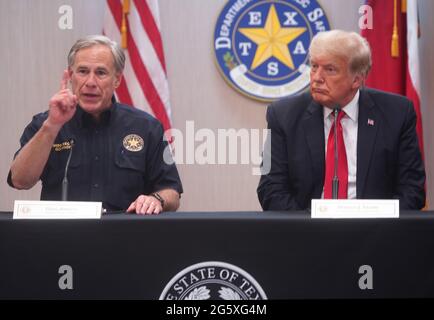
[213,0,330,101]
[123,134,144,152]
[52,140,73,152]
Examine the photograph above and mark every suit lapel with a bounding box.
[303,100,325,197]
[357,89,378,197]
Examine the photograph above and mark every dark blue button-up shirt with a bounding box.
[8,103,183,211]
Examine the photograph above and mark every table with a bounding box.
[1,211,433,299]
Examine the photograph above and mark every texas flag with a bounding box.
[361,0,424,158]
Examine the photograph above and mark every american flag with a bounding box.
[103,0,172,133]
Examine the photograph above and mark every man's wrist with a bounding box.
[151,192,165,208]
[42,119,63,136]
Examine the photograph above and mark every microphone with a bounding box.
[61,138,75,201]
[332,106,340,199]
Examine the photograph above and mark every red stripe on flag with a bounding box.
[133,0,167,73]
[105,0,172,133]
[126,30,171,131]
[116,74,134,106]
[106,0,134,107]
[107,0,122,27]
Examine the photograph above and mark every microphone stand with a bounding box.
[61,139,75,201]
[332,108,339,199]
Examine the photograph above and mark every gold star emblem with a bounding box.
[238,4,306,70]
[123,134,144,152]
[129,137,140,148]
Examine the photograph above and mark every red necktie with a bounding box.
[324,110,348,199]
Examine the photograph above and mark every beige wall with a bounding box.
[1,0,433,211]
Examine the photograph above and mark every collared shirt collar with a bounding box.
[75,104,115,128]
[323,90,360,122]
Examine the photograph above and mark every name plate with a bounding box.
[13,200,102,219]
[311,199,399,219]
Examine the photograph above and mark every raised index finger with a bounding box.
[60,69,70,90]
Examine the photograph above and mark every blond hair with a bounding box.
[309,30,372,77]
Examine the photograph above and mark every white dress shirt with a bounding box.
[322,90,359,199]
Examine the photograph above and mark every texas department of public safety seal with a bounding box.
[213,0,330,101]
[123,134,144,152]
[159,261,268,300]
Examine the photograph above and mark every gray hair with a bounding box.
[67,35,125,73]
[309,30,372,77]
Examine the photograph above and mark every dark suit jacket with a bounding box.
[257,88,426,210]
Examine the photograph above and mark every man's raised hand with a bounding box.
[47,70,78,128]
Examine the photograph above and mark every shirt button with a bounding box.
[94,156,99,161]
[93,183,99,188]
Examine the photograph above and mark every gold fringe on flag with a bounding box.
[401,0,407,13]
[391,0,399,57]
[121,0,130,49]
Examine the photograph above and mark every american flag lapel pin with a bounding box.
[367,118,375,126]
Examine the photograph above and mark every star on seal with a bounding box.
[123,134,144,152]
